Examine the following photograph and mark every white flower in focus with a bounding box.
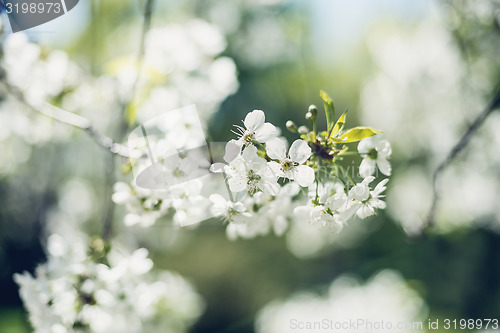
[233,110,277,145]
[225,145,279,195]
[294,205,343,232]
[342,176,389,220]
[358,136,392,178]
[210,194,251,224]
[294,182,348,232]
[266,138,315,187]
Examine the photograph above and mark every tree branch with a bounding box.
[426,87,500,230]
[102,0,156,241]
[2,81,136,158]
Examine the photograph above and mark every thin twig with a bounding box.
[426,87,500,229]
[102,0,156,241]
[2,81,135,158]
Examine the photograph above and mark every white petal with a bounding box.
[356,204,375,219]
[254,122,277,143]
[357,137,375,154]
[262,177,280,195]
[361,175,376,185]
[242,145,258,161]
[293,165,315,187]
[359,158,376,178]
[349,183,370,201]
[326,192,347,211]
[227,158,246,176]
[372,178,389,196]
[370,198,386,209]
[243,110,265,131]
[223,140,241,163]
[266,138,287,160]
[289,139,312,164]
[376,158,392,176]
[209,162,226,173]
[376,140,392,158]
[267,161,283,177]
[338,202,361,222]
[228,174,247,193]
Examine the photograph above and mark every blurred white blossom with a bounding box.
[15,231,204,333]
[256,270,428,333]
[361,9,500,233]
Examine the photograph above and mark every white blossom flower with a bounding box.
[233,110,277,145]
[358,136,392,178]
[224,145,279,195]
[342,176,389,220]
[266,138,315,187]
[294,205,343,232]
[209,194,251,223]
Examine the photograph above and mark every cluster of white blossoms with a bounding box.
[132,19,239,122]
[15,231,204,333]
[114,92,391,239]
[0,33,84,174]
[256,270,428,333]
[360,6,500,234]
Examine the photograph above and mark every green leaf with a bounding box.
[328,109,348,139]
[320,90,335,132]
[339,127,382,143]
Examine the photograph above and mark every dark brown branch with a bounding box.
[426,87,500,229]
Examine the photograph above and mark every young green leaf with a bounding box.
[328,109,348,139]
[339,127,382,143]
[320,90,335,132]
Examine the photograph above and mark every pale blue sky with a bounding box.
[306,0,436,60]
[2,0,436,54]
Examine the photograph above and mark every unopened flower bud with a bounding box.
[298,126,309,134]
[308,105,318,118]
[286,120,298,132]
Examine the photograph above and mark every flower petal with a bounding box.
[243,110,265,131]
[376,139,392,158]
[241,145,258,161]
[358,136,376,154]
[372,178,389,197]
[266,138,287,160]
[359,158,376,178]
[376,158,392,176]
[254,122,277,143]
[228,174,247,192]
[267,161,284,177]
[293,165,315,187]
[223,140,241,163]
[289,139,312,164]
[356,204,375,219]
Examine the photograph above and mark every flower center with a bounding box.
[368,148,378,160]
[247,170,262,195]
[243,132,255,143]
[281,159,296,172]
